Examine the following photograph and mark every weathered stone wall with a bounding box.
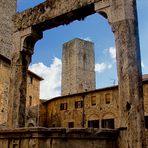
[107,0,146,146]
[144,82,148,115]
[0,56,11,126]
[146,129,148,147]
[44,86,119,128]
[0,0,16,126]
[40,81,148,129]
[0,56,42,127]
[0,0,16,59]
[13,0,103,31]
[39,102,47,127]
[0,128,118,148]
[62,38,95,95]
[26,72,41,108]
[26,71,42,127]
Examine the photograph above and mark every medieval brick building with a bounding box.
[38,39,148,131]
[39,75,148,129]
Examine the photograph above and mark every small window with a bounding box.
[68,122,74,128]
[52,124,55,127]
[60,103,67,110]
[91,96,96,106]
[1,108,4,112]
[105,93,111,104]
[29,76,33,84]
[13,144,18,148]
[29,96,32,106]
[101,119,114,129]
[145,116,148,129]
[88,120,99,128]
[75,101,83,108]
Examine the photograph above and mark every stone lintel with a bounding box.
[13,0,113,32]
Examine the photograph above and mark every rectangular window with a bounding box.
[75,101,83,108]
[91,96,96,106]
[29,96,32,106]
[13,144,18,148]
[145,116,148,129]
[28,76,33,84]
[52,124,55,127]
[60,103,67,110]
[101,119,114,129]
[88,120,99,128]
[105,93,111,104]
[12,140,19,148]
[68,122,74,128]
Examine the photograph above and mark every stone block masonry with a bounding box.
[0,0,16,59]
[62,38,96,95]
[0,128,118,148]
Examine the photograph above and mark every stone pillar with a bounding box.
[7,28,42,128]
[111,1,146,147]
[95,0,146,147]
[112,19,145,147]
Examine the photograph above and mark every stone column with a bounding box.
[111,1,146,147]
[112,19,145,147]
[7,28,42,128]
[95,0,146,147]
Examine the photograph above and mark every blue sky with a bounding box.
[17,0,148,99]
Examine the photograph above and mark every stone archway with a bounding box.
[7,28,42,128]
[8,0,145,147]
[27,119,36,127]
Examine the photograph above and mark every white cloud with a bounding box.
[141,61,145,68]
[95,63,107,73]
[29,57,62,100]
[108,64,112,69]
[80,37,92,42]
[95,62,113,73]
[107,47,116,59]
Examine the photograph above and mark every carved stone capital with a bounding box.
[95,0,137,24]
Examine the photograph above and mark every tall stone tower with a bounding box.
[0,0,16,59]
[62,38,95,96]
